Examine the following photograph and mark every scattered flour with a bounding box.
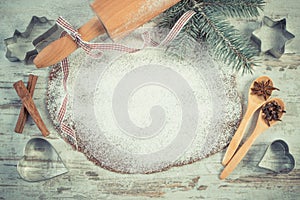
[47,27,241,174]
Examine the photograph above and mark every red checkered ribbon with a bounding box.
[159,10,195,47]
[56,10,195,149]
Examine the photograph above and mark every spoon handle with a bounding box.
[220,120,267,179]
[222,105,257,166]
[34,16,105,68]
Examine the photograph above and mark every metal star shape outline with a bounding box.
[251,16,295,58]
[4,16,55,64]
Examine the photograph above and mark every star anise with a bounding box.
[251,80,279,100]
[262,100,286,126]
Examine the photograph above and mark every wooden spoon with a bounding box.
[220,98,285,180]
[222,76,276,166]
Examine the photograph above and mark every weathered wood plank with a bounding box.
[0,0,300,199]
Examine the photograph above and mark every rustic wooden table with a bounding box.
[0,0,299,199]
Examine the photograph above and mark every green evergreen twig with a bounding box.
[199,0,265,18]
[158,0,265,73]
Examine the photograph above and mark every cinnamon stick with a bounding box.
[14,80,49,137]
[15,75,38,133]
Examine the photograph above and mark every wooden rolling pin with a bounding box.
[34,0,181,68]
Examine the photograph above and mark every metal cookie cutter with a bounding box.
[258,140,295,173]
[251,16,295,58]
[4,16,55,64]
[17,138,68,182]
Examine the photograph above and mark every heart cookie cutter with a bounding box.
[258,139,295,173]
[17,138,68,182]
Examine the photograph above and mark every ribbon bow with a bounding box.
[56,10,196,57]
[55,10,196,149]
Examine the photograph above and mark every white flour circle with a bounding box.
[47,27,242,173]
[93,48,212,156]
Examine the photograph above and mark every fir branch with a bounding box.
[198,8,257,73]
[198,0,265,18]
[157,0,265,73]
[158,1,192,29]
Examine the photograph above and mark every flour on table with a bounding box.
[47,28,241,173]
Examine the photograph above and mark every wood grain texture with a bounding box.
[0,0,299,199]
[91,0,181,39]
[34,16,105,68]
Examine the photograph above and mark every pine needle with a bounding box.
[200,0,265,18]
[158,0,265,73]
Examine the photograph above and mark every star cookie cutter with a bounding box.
[4,16,55,64]
[258,140,295,173]
[251,16,295,58]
